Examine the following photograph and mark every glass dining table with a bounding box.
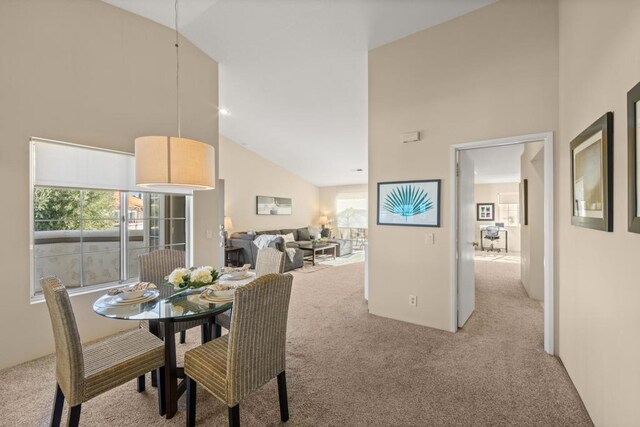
[93,288,232,419]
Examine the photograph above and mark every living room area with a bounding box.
[219,135,368,273]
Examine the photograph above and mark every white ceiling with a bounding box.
[467,144,524,184]
[102,0,495,186]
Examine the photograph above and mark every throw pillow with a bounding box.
[281,233,296,243]
[297,227,311,241]
[308,225,321,238]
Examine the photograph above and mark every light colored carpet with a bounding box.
[475,250,522,264]
[0,261,591,426]
[294,263,332,274]
[319,250,365,267]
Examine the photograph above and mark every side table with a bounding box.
[224,246,244,267]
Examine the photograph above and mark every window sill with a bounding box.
[30,279,138,304]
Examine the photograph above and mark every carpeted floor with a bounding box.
[0,261,592,426]
[475,250,521,264]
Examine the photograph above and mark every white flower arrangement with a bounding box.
[166,266,219,290]
[190,266,214,284]
[167,268,191,286]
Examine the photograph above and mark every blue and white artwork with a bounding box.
[377,180,441,227]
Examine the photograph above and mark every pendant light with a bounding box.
[135,0,215,191]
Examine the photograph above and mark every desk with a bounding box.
[480,227,508,252]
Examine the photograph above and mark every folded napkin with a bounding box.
[200,284,235,299]
[221,264,251,275]
[107,282,156,296]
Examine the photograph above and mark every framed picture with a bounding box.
[570,112,613,232]
[377,179,441,227]
[628,82,640,233]
[476,203,495,221]
[521,179,529,226]
[256,196,292,215]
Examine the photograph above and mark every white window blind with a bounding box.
[31,138,192,195]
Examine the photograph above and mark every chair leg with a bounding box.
[50,383,64,427]
[151,369,158,388]
[201,323,209,344]
[277,371,289,422]
[180,330,186,344]
[67,404,81,427]
[228,404,240,427]
[157,367,166,416]
[137,374,145,392]
[186,377,197,427]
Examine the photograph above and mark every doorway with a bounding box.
[450,132,554,354]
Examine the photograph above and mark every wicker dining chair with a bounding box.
[255,247,286,278]
[138,249,212,388]
[215,248,285,331]
[42,277,165,427]
[138,249,210,342]
[185,273,294,427]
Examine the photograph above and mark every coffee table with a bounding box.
[298,242,337,266]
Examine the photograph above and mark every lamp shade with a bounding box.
[224,216,233,230]
[318,215,328,225]
[135,136,215,191]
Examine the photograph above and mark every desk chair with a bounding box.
[484,226,501,252]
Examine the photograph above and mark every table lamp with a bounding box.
[224,216,233,247]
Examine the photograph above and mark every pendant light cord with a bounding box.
[175,0,181,138]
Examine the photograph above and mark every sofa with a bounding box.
[229,227,353,271]
[228,233,303,272]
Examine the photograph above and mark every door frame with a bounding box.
[449,131,555,355]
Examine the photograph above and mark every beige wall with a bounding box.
[558,1,640,424]
[0,0,220,370]
[474,183,521,253]
[519,141,544,301]
[368,0,559,331]
[219,135,320,233]
[319,184,368,216]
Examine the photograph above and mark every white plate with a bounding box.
[224,271,247,279]
[119,289,147,300]
[106,290,159,306]
[221,272,255,281]
[211,288,235,298]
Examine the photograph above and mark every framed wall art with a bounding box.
[377,179,441,227]
[256,196,292,215]
[476,203,495,221]
[628,81,640,233]
[570,112,613,232]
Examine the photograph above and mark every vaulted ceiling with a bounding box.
[102,0,494,186]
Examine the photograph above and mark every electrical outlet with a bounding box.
[206,229,213,239]
[409,295,417,306]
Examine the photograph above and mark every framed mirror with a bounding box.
[570,112,613,232]
[628,82,640,233]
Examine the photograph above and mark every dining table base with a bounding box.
[150,317,222,419]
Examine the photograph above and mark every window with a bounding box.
[335,191,368,244]
[498,192,519,226]
[30,138,193,299]
[33,188,189,296]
